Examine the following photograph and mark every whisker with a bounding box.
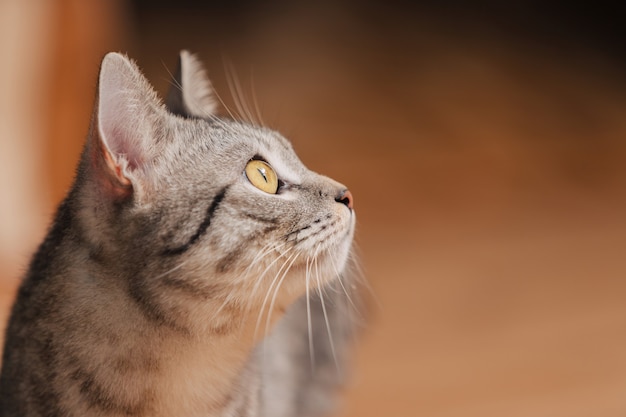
[154,260,188,281]
[348,246,382,311]
[244,241,289,280]
[161,60,182,91]
[213,81,239,122]
[237,244,293,330]
[314,246,340,375]
[305,255,315,370]
[249,69,266,126]
[254,251,296,340]
[224,64,246,122]
[212,243,292,327]
[223,59,257,125]
[262,253,300,357]
[248,245,294,307]
[328,252,362,317]
[162,54,246,140]
[264,253,299,337]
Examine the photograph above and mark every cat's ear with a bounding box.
[165,50,218,118]
[90,52,163,200]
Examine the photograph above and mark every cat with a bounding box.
[0,51,359,417]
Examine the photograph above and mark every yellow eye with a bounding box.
[245,160,279,194]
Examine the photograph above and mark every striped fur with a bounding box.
[0,51,359,417]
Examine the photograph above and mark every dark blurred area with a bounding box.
[1,1,625,416]
[129,0,626,63]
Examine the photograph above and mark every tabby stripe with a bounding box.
[215,224,278,272]
[241,212,278,225]
[127,281,190,333]
[161,276,221,300]
[71,367,150,415]
[162,187,228,256]
[26,337,64,417]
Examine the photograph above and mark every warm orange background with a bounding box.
[1,2,625,416]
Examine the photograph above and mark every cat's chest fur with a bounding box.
[0,51,357,417]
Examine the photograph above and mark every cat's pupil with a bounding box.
[245,160,279,194]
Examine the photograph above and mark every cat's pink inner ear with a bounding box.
[92,52,152,199]
[102,148,132,188]
[90,138,133,199]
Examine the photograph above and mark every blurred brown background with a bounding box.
[1,1,625,416]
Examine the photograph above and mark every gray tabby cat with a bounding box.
[0,51,358,417]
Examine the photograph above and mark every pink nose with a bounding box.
[336,189,354,210]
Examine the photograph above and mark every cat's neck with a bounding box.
[30,224,262,417]
[156,332,259,416]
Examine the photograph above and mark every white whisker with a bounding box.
[348,246,382,311]
[328,252,362,317]
[254,251,296,340]
[244,241,289,279]
[261,253,300,360]
[249,69,266,126]
[264,253,300,338]
[213,80,239,122]
[154,260,188,281]
[305,255,315,370]
[224,60,257,125]
[161,60,183,92]
[248,245,294,307]
[314,246,340,375]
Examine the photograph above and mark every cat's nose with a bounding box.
[335,189,354,210]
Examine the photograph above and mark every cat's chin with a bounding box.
[253,240,352,310]
[304,231,355,290]
[329,213,356,273]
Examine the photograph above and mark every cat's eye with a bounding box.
[245,160,279,194]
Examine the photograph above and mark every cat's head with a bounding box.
[76,51,355,334]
